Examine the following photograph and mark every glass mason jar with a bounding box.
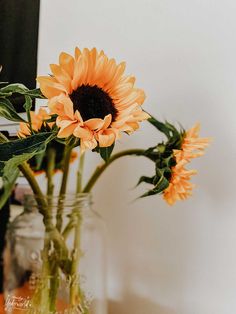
[4,193,107,314]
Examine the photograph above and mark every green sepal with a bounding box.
[136,175,155,186]
[148,117,173,139]
[45,114,57,123]
[140,172,169,198]
[148,116,184,149]
[94,143,115,162]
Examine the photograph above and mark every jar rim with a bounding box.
[23,193,92,212]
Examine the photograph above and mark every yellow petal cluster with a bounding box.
[163,123,210,205]
[18,108,52,137]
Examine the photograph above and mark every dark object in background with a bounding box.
[0,0,40,292]
[0,200,10,291]
[0,0,40,112]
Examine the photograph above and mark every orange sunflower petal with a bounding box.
[59,52,75,78]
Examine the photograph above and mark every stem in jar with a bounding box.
[69,211,82,306]
[56,145,73,232]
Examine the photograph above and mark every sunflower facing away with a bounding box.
[163,123,210,205]
[37,47,149,151]
[18,107,52,137]
[18,108,77,173]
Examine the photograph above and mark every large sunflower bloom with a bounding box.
[37,47,149,151]
[163,123,210,205]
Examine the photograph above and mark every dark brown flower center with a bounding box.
[70,85,117,121]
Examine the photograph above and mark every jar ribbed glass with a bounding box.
[4,193,107,314]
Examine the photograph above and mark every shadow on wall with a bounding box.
[108,293,176,314]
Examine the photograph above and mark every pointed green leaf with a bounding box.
[0,132,55,163]
[0,97,27,122]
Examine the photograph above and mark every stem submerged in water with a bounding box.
[70,211,82,306]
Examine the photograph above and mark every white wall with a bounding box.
[38,1,236,313]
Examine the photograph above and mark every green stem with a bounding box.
[60,146,73,196]
[62,149,146,241]
[62,149,146,239]
[48,255,60,312]
[19,163,52,311]
[18,162,47,209]
[56,146,73,231]
[76,151,85,193]
[83,149,145,192]
[18,162,70,272]
[45,147,60,311]
[70,211,82,306]
[0,132,8,143]
[39,239,51,312]
[46,147,56,197]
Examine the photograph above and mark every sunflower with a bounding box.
[37,47,149,151]
[163,123,210,205]
[18,107,52,137]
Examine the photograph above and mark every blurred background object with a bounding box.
[0,0,39,111]
[0,0,40,293]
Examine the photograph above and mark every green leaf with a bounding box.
[0,83,28,96]
[0,132,55,164]
[0,152,38,209]
[0,167,19,209]
[24,88,45,99]
[0,84,45,99]
[0,97,27,122]
[98,143,115,162]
